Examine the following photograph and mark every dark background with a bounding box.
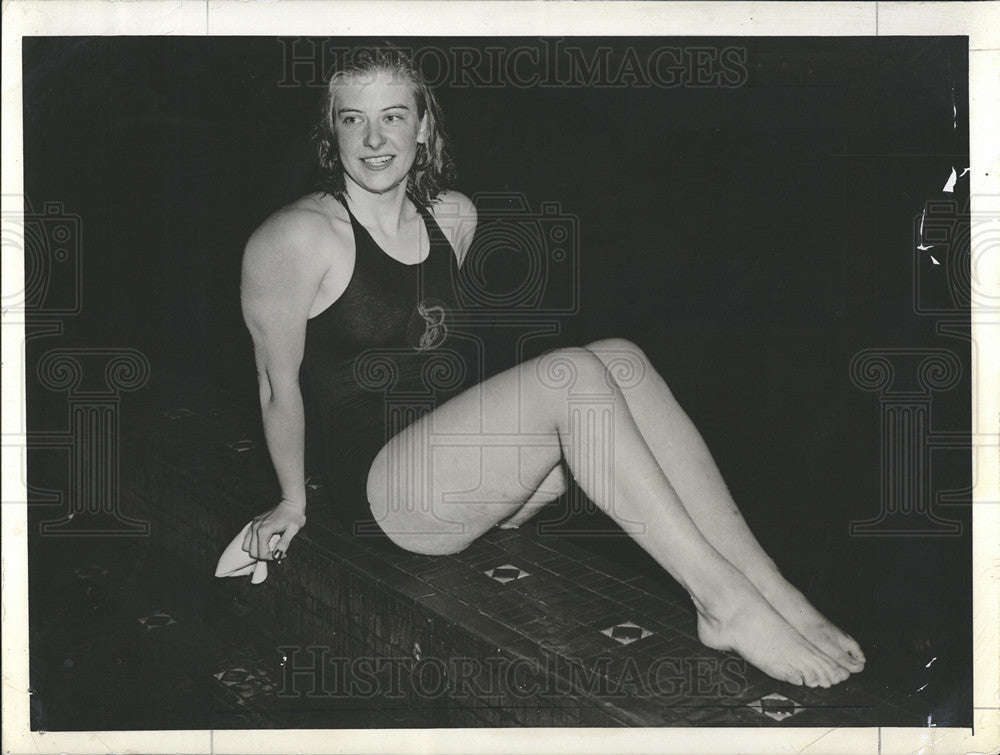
[23,37,972,724]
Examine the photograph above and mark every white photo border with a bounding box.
[3,2,997,753]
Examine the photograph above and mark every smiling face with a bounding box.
[332,69,429,198]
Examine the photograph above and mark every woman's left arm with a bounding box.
[436,190,477,267]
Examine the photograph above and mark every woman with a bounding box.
[240,46,865,688]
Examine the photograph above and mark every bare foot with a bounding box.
[751,573,866,673]
[696,591,851,688]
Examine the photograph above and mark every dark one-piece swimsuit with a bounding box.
[299,195,482,547]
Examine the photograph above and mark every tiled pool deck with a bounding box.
[30,378,926,730]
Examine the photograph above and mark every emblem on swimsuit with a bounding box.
[408,298,448,351]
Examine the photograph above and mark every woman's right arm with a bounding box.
[239,210,332,561]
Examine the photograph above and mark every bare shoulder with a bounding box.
[429,189,477,227]
[241,194,353,311]
[245,195,348,266]
[428,190,477,265]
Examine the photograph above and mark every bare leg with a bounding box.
[583,338,865,672]
[497,462,565,529]
[367,347,850,687]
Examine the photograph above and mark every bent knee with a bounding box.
[534,346,612,396]
[583,337,655,392]
[584,337,649,363]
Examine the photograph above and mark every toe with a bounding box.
[815,664,836,688]
[801,665,821,687]
[807,665,830,688]
[842,635,866,661]
[814,655,845,687]
[835,650,864,673]
[786,668,806,686]
[836,664,850,684]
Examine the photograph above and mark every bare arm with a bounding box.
[433,190,478,267]
[239,210,333,560]
[453,193,477,267]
